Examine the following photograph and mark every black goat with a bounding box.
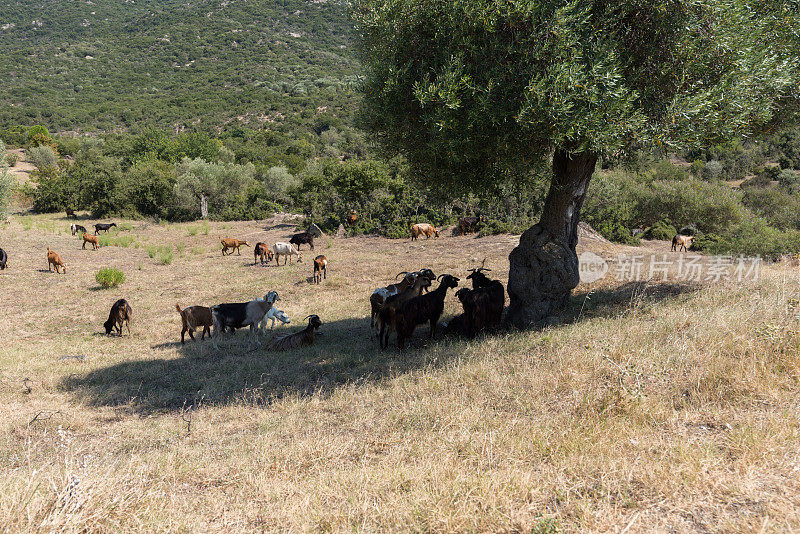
[0,247,7,270]
[465,267,505,331]
[289,231,314,250]
[104,298,132,336]
[393,274,459,349]
[94,222,117,233]
[458,215,484,235]
[378,274,432,349]
[70,223,87,236]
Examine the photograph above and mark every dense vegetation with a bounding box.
[0,0,358,133]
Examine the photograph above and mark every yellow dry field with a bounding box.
[1,213,800,532]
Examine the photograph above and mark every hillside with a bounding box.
[2,213,800,530]
[0,0,358,133]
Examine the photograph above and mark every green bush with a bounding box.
[5,152,19,167]
[642,220,677,241]
[95,267,126,288]
[703,218,800,260]
[27,145,58,171]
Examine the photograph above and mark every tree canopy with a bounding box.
[355,0,800,189]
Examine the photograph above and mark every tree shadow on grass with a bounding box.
[60,317,465,415]
[60,281,703,415]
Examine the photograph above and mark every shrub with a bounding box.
[158,249,174,265]
[642,220,677,241]
[701,160,724,181]
[5,152,19,167]
[95,267,126,288]
[27,145,58,171]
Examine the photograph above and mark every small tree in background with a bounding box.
[355,0,800,326]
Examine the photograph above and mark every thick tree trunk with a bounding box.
[506,149,598,328]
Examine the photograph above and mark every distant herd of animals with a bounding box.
[0,211,699,351]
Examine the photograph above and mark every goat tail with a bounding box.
[175,303,183,314]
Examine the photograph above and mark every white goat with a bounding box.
[258,306,291,335]
[273,242,303,265]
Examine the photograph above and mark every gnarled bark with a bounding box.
[507,149,598,328]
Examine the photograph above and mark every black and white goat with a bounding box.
[211,290,279,350]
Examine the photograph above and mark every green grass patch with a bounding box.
[147,245,175,264]
[99,234,136,248]
[95,267,126,288]
[188,226,199,236]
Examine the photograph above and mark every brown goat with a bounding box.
[82,233,99,250]
[254,242,274,265]
[220,236,250,256]
[378,274,432,348]
[176,304,213,344]
[47,248,66,274]
[347,210,358,224]
[313,255,327,284]
[410,223,439,241]
[671,234,694,252]
[265,315,322,351]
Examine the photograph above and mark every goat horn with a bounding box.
[437,274,447,281]
[480,258,487,267]
[477,267,492,272]
[395,271,409,280]
[303,315,314,320]
[467,268,477,273]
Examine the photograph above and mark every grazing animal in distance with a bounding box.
[392,274,460,349]
[104,298,132,336]
[175,304,213,344]
[65,208,76,219]
[273,242,302,265]
[265,315,322,351]
[0,248,7,270]
[313,255,327,284]
[94,222,117,233]
[458,216,484,236]
[47,248,66,273]
[672,234,694,252]
[347,210,358,224]
[82,232,100,250]
[289,231,315,250]
[254,242,274,264]
[220,236,250,256]
[211,291,279,349]
[71,223,87,236]
[410,223,439,241]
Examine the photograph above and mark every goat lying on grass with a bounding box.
[104,298,132,336]
[176,304,213,344]
[265,315,322,351]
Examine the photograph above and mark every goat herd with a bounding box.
[0,216,504,355]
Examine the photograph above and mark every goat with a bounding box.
[672,234,694,252]
[392,274,460,349]
[47,248,66,274]
[0,247,7,270]
[313,255,327,284]
[71,223,87,236]
[65,208,76,219]
[220,236,250,256]
[370,271,418,331]
[82,232,100,250]
[378,274,432,349]
[289,231,315,251]
[175,304,213,344]
[258,306,291,334]
[347,210,358,224]
[254,242,274,265]
[211,291,279,349]
[104,298,132,336]
[410,223,439,241]
[465,265,505,330]
[94,222,116,233]
[265,315,322,351]
[458,215,484,235]
[273,242,302,265]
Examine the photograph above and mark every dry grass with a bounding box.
[2,213,800,532]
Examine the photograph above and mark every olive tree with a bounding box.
[355,0,800,326]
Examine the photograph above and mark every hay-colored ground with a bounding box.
[1,213,800,532]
